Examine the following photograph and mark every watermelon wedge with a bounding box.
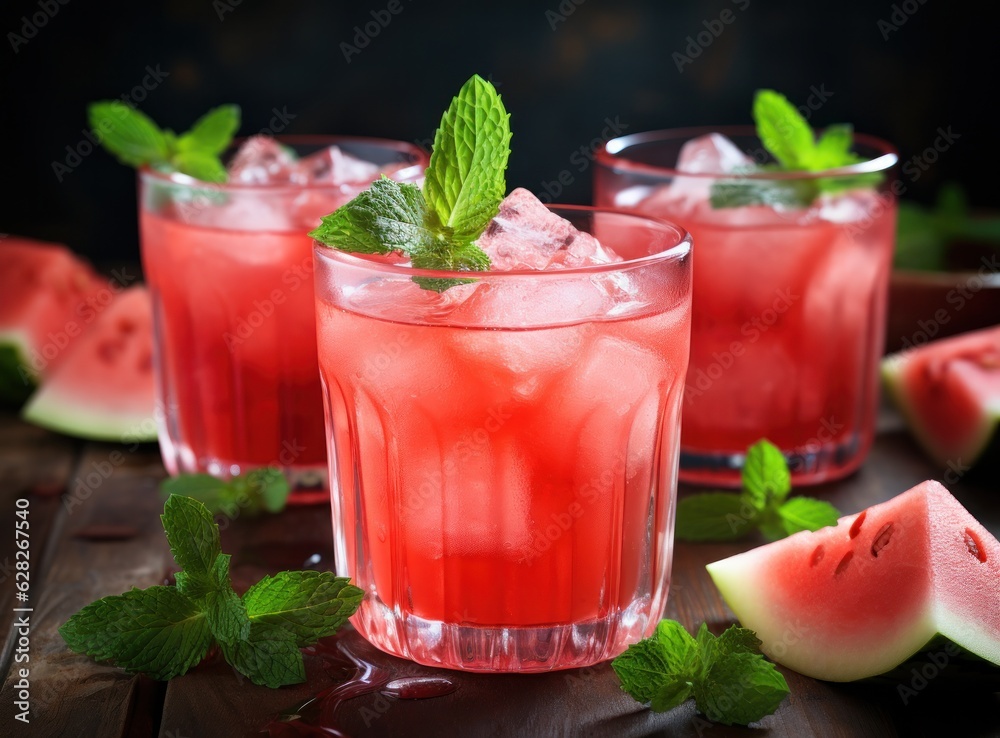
[707,481,1000,682]
[22,286,157,442]
[882,325,1000,468]
[0,237,107,404]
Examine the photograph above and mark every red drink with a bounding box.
[314,207,692,671]
[596,128,898,486]
[139,137,427,499]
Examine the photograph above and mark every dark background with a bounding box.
[0,0,992,265]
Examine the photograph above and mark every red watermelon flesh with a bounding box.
[0,237,107,402]
[22,286,156,442]
[883,325,1000,467]
[707,481,1000,682]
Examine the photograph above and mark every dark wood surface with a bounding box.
[0,407,998,738]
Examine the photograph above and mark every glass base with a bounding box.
[159,439,328,504]
[679,432,869,488]
[351,593,661,673]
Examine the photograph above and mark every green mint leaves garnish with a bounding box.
[676,439,840,542]
[159,467,290,517]
[895,183,1000,271]
[613,620,789,725]
[309,74,510,291]
[88,101,240,183]
[710,89,880,209]
[59,495,362,687]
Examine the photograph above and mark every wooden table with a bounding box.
[0,407,997,738]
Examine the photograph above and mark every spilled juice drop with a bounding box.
[263,634,457,737]
[381,676,457,700]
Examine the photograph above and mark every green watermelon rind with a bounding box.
[881,352,999,468]
[0,335,37,405]
[21,387,157,443]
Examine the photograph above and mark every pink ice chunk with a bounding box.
[477,188,621,270]
[676,132,752,175]
[289,145,384,186]
[630,133,754,216]
[227,136,297,184]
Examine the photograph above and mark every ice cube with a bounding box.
[676,132,753,175]
[817,189,883,224]
[477,188,621,271]
[642,133,754,216]
[227,136,297,184]
[289,145,382,186]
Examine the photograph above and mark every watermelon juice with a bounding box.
[596,128,898,486]
[314,205,692,671]
[139,137,427,500]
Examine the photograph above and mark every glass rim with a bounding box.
[596,125,898,181]
[138,134,429,193]
[313,204,692,280]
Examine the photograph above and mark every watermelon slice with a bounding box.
[707,481,1000,682]
[882,325,1000,468]
[22,286,157,442]
[0,237,107,404]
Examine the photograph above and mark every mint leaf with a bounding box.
[160,469,291,517]
[709,178,818,210]
[62,495,360,688]
[162,494,222,589]
[614,620,788,725]
[244,468,291,514]
[201,554,251,645]
[696,651,789,726]
[675,493,755,542]
[243,571,363,647]
[742,439,790,510]
[177,105,241,156]
[59,586,212,680]
[675,439,841,542]
[89,101,170,168]
[309,177,435,255]
[89,101,240,182]
[777,497,840,536]
[172,150,228,183]
[713,91,883,210]
[812,124,855,168]
[752,90,814,170]
[613,621,697,705]
[220,622,305,688]
[423,74,511,238]
[311,75,509,291]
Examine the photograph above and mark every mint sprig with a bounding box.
[894,183,1000,271]
[59,495,362,687]
[160,467,291,517]
[710,90,881,209]
[613,620,789,726]
[88,101,240,183]
[676,439,840,542]
[310,74,510,291]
